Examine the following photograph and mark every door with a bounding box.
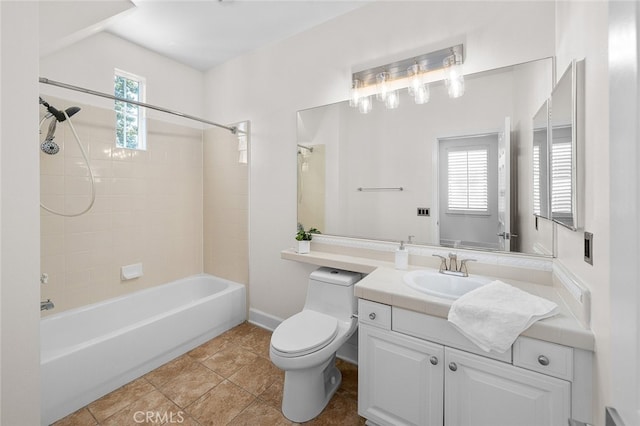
[444,347,571,426]
[438,134,499,250]
[359,325,444,426]
[497,117,511,251]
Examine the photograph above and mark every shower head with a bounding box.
[41,140,60,155]
[41,118,60,155]
[39,97,81,122]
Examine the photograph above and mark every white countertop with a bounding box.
[282,248,595,352]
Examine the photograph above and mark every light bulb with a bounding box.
[444,56,465,98]
[448,77,465,98]
[359,96,372,113]
[349,79,362,108]
[376,72,389,101]
[407,64,422,96]
[385,90,399,109]
[414,84,430,104]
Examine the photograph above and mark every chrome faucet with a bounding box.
[432,254,476,277]
[41,299,54,311]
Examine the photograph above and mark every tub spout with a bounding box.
[41,299,54,311]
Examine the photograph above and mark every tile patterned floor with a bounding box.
[53,322,366,426]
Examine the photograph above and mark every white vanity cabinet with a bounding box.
[358,299,585,426]
[444,347,570,426]
[358,324,444,426]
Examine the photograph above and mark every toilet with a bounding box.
[269,267,362,422]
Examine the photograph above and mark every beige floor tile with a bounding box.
[159,361,224,408]
[87,378,155,422]
[228,356,283,396]
[100,390,182,426]
[221,322,259,341]
[143,354,197,388]
[52,408,98,426]
[202,345,259,378]
[335,359,358,401]
[227,399,293,426]
[257,373,285,410]
[304,394,366,426]
[237,326,273,358]
[187,334,231,362]
[185,380,255,426]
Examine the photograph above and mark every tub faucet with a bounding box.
[41,299,54,311]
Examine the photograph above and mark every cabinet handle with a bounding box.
[369,312,376,320]
[430,356,438,366]
[449,362,458,372]
[538,355,550,366]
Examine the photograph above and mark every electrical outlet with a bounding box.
[584,232,593,265]
[40,273,48,284]
[417,207,430,216]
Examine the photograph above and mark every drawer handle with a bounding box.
[430,356,438,366]
[449,362,457,372]
[538,355,550,366]
[369,312,377,320]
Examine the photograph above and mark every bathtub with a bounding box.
[40,274,246,425]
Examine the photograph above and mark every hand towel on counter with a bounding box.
[447,280,558,354]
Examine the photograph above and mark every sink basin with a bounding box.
[403,269,492,300]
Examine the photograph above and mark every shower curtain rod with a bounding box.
[39,77,243,135]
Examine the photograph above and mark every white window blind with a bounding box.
[551,141,572,213]
[447,148,488,212]
[533,144,541,215]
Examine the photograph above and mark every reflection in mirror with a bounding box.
[297,58,554,256]
[532,100,550,219]
[550,61,578,229]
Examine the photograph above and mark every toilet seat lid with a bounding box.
[271,310,338,356]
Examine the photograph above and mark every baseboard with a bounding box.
[248,308,283,331]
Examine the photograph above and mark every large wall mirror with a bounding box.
[297,58,555,256]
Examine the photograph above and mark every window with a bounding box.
[533,144,541,215]
[114,69,146,150]
[447,148,488,212]
[551,141,572,214]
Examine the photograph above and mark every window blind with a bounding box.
[533,145,541,215]
[448,148,488,212]
[551,141,572,213]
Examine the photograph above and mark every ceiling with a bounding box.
[104,1,366,71]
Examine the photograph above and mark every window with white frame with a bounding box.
[114,69,146,150]
[551,140,572,214]
[447,147,489,212]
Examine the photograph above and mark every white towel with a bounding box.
[448,280,558,354]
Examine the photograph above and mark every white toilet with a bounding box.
[269,267,362,422]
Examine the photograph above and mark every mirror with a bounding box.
[532,100,550,219]
[297,58,554,255]
[550,60,583,230]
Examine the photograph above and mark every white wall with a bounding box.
[204,1,555,320]
[608,2,640,425]
[0,2,41,424]
[554,2,611,424]
[39,31,204,124]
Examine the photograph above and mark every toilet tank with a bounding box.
[304,267,362,320]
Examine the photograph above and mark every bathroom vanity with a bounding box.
[281,247,594,426]
[355,267,593,426]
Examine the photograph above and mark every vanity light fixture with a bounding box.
[349,44,464,112]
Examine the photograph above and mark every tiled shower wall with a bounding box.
[40,97,204,313]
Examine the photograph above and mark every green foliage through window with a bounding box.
[114,72,146,150]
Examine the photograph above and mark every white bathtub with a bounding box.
[40,274,246,425]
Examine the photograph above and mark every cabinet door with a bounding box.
[444,347,571,426]
[359,324,444,426]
